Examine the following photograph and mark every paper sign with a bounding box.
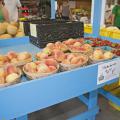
[97,58,120,85]
[30,24,37,37]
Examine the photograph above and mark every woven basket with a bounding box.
[0,68,22,88]
[23,64,59,80]
[60,53,88,71]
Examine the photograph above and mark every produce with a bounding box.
[24,59,58,74]
[6,73,19,83]
[17,52,31,61]
[0,23,7,35]
[0,34,12,39]
[7,25,18,35]
[0,22,25,39]
[0,65,21,84]
[16,32,25,37]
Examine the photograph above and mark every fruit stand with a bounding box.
[0,0,120,120]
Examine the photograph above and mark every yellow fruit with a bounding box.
[104,51,113,59]
[0,34,12,39]
[10,21,19,28]
[0,23,7,35]
[6,73,19,83]
[7,25,18,35]
[16,32,25,37]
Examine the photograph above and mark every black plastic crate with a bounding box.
[30,36,66,48]
[22,19,69,36]
[30,21,84,48]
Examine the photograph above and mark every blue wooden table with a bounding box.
[0,37,119,120]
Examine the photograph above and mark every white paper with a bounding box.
[97,58,120,85]
[30,24,37,37]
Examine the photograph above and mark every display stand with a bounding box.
[0,0,120,120]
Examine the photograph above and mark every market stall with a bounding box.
[0,0,120,120]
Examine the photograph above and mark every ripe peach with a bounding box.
[48,66,56,71]
[73,42,82,47]
[45,59,57,66]
[71,57,80,64]
[0,68,5,77]
[7,51,17,60]
[46,43,54,49]
[6,65,17,75]
[0,77,5,84]
[37,63,50,73]
[6,73,19,83]
[18,52,30,61]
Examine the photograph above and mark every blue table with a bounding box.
[0,37,119,120]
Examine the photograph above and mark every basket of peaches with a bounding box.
[0,65,22,88]
[63,38,93,55]
[23,59,59,80]
[0,51,32,67]
[89,48,114,64]
[60,53,88,71]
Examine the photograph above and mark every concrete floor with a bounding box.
[29,96,120,120]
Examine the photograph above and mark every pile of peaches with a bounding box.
[0,51,32,67]
[0,65,21,86]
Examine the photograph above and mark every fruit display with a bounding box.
[60,53,88,71]
[112,49,120,56]
[0,65,21,87]
[0,51,32,67]
[0,22,25,39]
[89,48,114,63]
[23,59,59,79]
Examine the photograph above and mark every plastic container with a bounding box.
[30,21,84,48]
[84,24,92,34]
[111,30,120,40]
[100,28,113,37]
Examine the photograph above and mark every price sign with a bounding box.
[30,24,37,37]
[97,58,120,85]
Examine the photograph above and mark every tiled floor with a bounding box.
[29,96,120,120]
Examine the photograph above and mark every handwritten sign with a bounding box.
[97,58,120,85]
[30,24,37,37]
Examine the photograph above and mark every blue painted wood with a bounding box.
[79,95,89,106]
[0,37,29,48]
[0,64,98,120]
[92,0,102,37]
[16,115,28,120]
[88,90,98,120]
[99,88,120,106]
[51,0,56,19]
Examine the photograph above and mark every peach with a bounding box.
[17,52,30,61]
[37,63,50,73]
[45,59,57,67]
[11,58,18,63]
[0,77,5,84]
[0,55,5,61]
[0,68,5,77]
[6,65,17,75]
[46,43,54,49]
[40,53,49,59]
[73,42,82,47]
[43,48,52,55]
[7,51,17,60]
[6,73,19,83]
[71,57,80,64]
[104,51,113,59]
[67,54,75,61]
[48,66,56,71]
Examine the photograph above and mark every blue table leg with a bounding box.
[16,115,28,120]
[87,90,98,120]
